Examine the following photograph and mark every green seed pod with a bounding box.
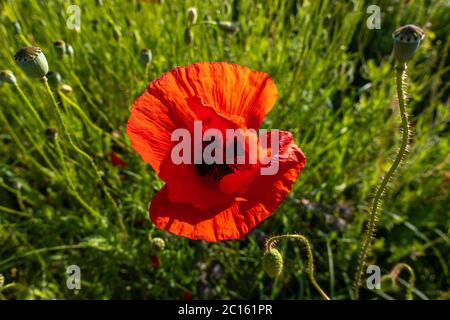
[262,248,283,278]
[14,46,49,78]
[187,7,198,24]
[140,48,152,66]
[66,43,74,57]
[0,70,17,85]
[13,21,22,34]
[53,40,66,58]
[217,21,239,34]
[392,24,425,63]
[45,128,58,140]
[46,71,62,88]
[60,84,73,93]
[150,237,165,253]
[184,27,194,45]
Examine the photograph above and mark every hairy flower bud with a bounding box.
[45,128,58,140]
[184,28,194,45]
[262,248,283,278]
[66,43,74,57]
[0,70,17,85]
[187,7,198,24]
[46,71,62,88]
[53,40,66,58]
[140,48,152,66]
[14,47,49,78]
[150,237,165,253]
[392,24,425,62]
[217,21,239,34]
[13,21,22,34]
[60,84,73,93]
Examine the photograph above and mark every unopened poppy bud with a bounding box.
[60,84,73,93]
[150,237,165,253]
[46,71,62,88]
[187,7,198,24]
[53,40,66,58]
[184,27,194,45]
[217,21,239,34]
[66,43,74,57]
[45,128,58,140]
[392,24,425,63]
[140,48,152,66]
[14,47,49,78]
[0,70,17,85]
[13,21,22,34]
[262,248,283,278]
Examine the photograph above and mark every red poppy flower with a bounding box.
[109,151,128,167]
[182,291,194,300]
[127,62,306,242]
[150,255,161,269]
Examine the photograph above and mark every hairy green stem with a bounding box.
[13,83,46,129]
[352,62,410,299]
[390,263,415,300]
[0,111,51,176]
[42,77,102,219]
[43,78,124,229]
[267,234,331,300]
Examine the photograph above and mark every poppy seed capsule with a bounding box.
[45,128,58,140]
[150,237,165,253]
[53,40,66,58]
[217,21,239,34]
[66,43,74,57]
[14,47,49,78]
[0,70,17,85]
[140,48,152,66]
[13,21,22,34]
[262,248,283,278]
[392,24,425,62]
[60,84,73,94]
[46,71,62,88]
[187,7,198,24]
[184,27,194,45]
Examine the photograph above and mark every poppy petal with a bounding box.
[150,131,305,242]
[150,186,252,241]
[176,62,278,129]
[126,90,191,173]
[127,62,277,172]
[243,131,306,219]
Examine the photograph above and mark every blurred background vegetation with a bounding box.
[0,0,448,299]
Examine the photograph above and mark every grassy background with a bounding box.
[0,0,449,299]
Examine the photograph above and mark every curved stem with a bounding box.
[390,263,415,300]
[352,62,410,299]
[58,91,129,150]
[43,78,124,229]
[14,83,46,129]
[267,234,331,300]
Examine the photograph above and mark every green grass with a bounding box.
[0,0,449,299]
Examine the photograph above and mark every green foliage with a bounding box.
[0,0,448,299]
